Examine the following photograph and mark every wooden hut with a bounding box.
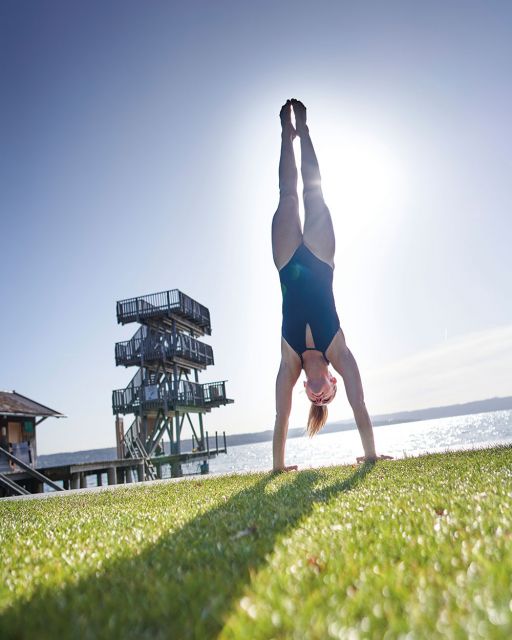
[0,391,65,468]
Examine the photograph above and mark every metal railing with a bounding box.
[121,419,157,479]
[0,473,31,496]
[112,380,229,414]
[0,446,64,492]
[115,326,214,367]
[112,367,152,413]
[116,289,211,333]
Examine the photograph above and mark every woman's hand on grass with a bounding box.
[272,465,298,474]
[356,454,393,464]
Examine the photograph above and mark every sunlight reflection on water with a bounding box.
[203,410,512,475]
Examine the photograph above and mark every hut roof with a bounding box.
[0,391,65,419]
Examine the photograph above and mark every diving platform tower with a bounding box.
[112,289,233,478]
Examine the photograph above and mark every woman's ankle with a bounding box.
[281,127,296,141]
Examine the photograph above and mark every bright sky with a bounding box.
[1,1,511,454]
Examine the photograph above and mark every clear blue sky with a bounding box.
[1,1,511,454]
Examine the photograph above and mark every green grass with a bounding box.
[1,446,512,639]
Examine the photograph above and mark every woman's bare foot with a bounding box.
[291,98,308,136]
[280,100,296,139]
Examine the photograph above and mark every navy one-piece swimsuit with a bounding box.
[279,243,341,363]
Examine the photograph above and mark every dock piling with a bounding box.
[107,467,116,485]
[170,462,183,478]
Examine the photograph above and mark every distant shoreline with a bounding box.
[38,396,512,467]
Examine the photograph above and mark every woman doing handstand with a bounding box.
[272,99,391,472]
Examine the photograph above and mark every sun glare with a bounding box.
[313,125,406,253]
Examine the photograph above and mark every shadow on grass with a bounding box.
[2,463,375,639]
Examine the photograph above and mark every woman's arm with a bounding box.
[328,332,392,462]
[273,357,301,471]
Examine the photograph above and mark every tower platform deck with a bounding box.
[112,380,233,415]
[116,289,211,335]
[115,326,214,369]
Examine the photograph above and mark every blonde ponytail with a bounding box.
[307,404,328,437]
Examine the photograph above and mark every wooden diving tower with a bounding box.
[112,289,233,479]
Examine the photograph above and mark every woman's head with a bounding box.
[304,372,337,405]
[304,372,337,436]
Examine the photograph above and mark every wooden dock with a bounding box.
[0,436,227,496]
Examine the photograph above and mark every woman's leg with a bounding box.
[293,99,335,267]
[271,101,302,270]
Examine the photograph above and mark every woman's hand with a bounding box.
[356,454,393,464]
[272,465,298,474]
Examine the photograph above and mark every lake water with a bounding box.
[69,410,512,488]
[191,409,512,476]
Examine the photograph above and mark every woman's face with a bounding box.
[304,373,337,405]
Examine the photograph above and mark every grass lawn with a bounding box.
[1,445,512,639]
